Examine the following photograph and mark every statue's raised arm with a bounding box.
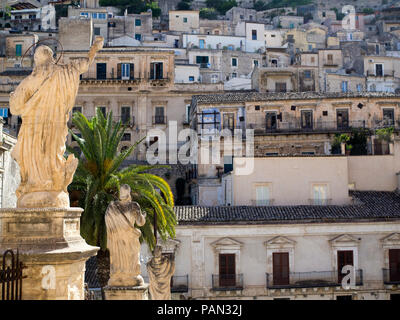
[71,36,104,74]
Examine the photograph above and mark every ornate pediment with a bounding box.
[381,233,400,246]
[329,234,360,246]
[264,236,296,248]
[159,238,181,254]
[211,237,243,251]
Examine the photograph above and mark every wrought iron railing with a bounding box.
[1,249,26,300]
[153,116,167,125]
[212,274,243,291]
[266,270,363,289]
[383,268,400,285]
[171,275,189,293]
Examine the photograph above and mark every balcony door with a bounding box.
[266,112,277,131]
[337,109,349,129]
[150,62,163,80]
[219,254,235,287]
[96,63,107,80]
[273,252,289,286]
[389,249,400,282]
[337,250,353,283]
[301,110,313,130]
[121,106,131,125]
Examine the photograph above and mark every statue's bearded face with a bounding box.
[34,46,54,67]
[119,184,131,201]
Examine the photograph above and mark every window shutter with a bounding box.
[117,63,121,79]
[150,62,155,79]
[130,63,134,79]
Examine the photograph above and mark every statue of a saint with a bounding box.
[105,184,146,287]
[147,245,175,300]
[9,36,104,208]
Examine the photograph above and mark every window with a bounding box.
[265,112,277,131]
[383,109,395,126]
[275,82,287,93]
[228,45,234,51]
[15,44,22,57]
[376,44,380,55]
[122,133,131,141]
[135,33,141,41]
[185,105,191,123]
[253,60,259,67]
[150,62,163,80]
[183,17,187,23]
[92,12,97,19]
[223,113,235,131]
[154,106,165,124]
[389,249,400,282]
[375,64,383,76]
[211,74,218,83]
[96,63,107,80]
[308,44,312,51]
[251,30,257,40]
[255,185,270,206]
[337,250,353,283]
[219,254,236,287]
[72,106,82,114]
[357,84,362,92]
[199,39,205,49]
[304,70,311,78]
[327,54,333,63]
[273,252,289,286]
[98,13,106,19]
[80,12,89,17]
[94,27,100,36]
[121,106,131,125]
[231,73,237,78]
[223,155,233,174]
[96,106,106,117]
[337,109,349,129]
[313,184,328,205]
[188,76,194,82]
[289,23,294,29]
[341,81,348,93]
[135,18,141,26]
[231,58,237,67]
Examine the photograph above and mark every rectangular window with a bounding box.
[252,29,257,40]
[273,252,289,286]
[265,112,277,131]
[135,33,142,41]
[275,82,287,92]
[223,113,235,131]
[255,185,270,206]
[383,109,395,125]
[199,39,205,49]
[231,73,237,78]
[72,106,82,114]
[375,64,383,76]
[183,17,187,23]
[150,62,163,80]
[80,12,89,17]
[357,84,362,92]
[185,105,191,123]
[223,155,233,174]
[96,63,107,80]
[253,60,259,67]
[188,76,194,82]
[154,106,165,124]
[313,184,328,205]
[135,18,141,26]
[96,106,106,117]
[15,44,22,57]
[327,54,333,63]
[196,56,209,68]
[121,106,131,125]
[337,250,353,283]
[389,249,400,282]
[98,13,106,19]
[231,58,237,67]
[219,254,235,287]
[341,81,348,93]
[92,12,97,19]
[122,133,131,141]
[337,109,349,129]
[304,70,311,78]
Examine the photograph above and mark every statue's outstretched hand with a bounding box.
[93,36,104,51]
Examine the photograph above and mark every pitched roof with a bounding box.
[174,191,400,225]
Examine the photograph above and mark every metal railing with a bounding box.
[212,274,244,291]
[80,71,143,82]
[152,116,167,125]
[367,70,396,77]
[382,268,400,285]
[266,270,363,289]
[248,120,367,135]
[1,249,26,300]
[171,275,189,293]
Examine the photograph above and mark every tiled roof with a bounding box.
[174,191,400,225]
[191,91,400,105]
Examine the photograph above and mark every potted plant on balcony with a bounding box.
[375,126,394,155]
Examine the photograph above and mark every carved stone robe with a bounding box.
[147,255,175,300]
[105,200,146,287]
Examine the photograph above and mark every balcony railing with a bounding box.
[248,120,367,135]
[266,270,363,289]
[171,275,189,293]
[212,274,243,291]
[367,70,395,77]
[382,269,400,285]
[153,116,167,125]
[80,72,142,83]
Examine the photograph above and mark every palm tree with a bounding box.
[67,109,177,285]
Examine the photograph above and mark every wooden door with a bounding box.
[219,254,235,287]
[389,249,400,282]
[337,250,354,283]
[273,252,289,286]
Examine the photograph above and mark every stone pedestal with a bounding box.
[103,284,149,300]
[0,207,99,300]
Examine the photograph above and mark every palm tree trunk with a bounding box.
[96,249,110,287]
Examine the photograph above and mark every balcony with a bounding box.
[171,275,189,293]
[212,274,243,291]
[266,270,363,289]
[247,120,367,135]
[367,70,395,77]
[80,72,142,84]
[152,116,167,125]
[382,269,400,285]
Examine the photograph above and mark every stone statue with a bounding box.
[105,184,146,287]
[147,245,175,300]
[9,36,104,208]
